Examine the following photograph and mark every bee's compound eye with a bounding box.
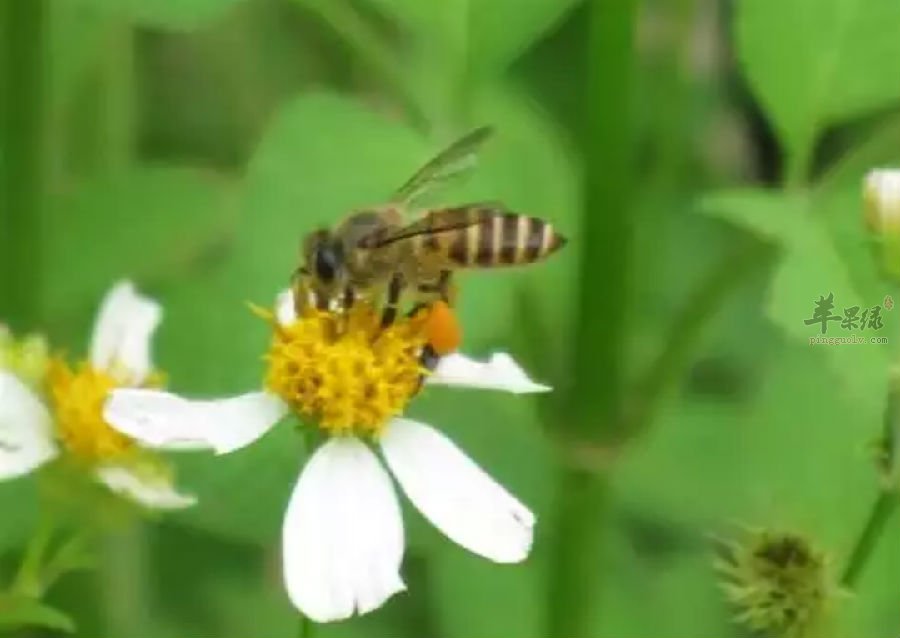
[314,245,342,282]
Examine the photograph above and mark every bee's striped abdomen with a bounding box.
[422,205,566,268]
[475,213,500,266]
[492,212,565,267]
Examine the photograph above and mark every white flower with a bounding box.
[0,281,194,510]
[104,289,548,622]
[0,372,57,480]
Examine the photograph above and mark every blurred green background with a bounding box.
[3,0,900,636]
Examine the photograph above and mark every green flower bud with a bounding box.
[715,529,837,638]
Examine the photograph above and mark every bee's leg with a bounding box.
[414,342,441,393]
[437,270,456,305]
[292,267,314,315]
[329,286,356,336]
[413,270,456,310]
[343,286,356,310]
[381,272,405,328]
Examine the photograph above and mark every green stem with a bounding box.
[40,529,93,590]
[570,0,637,442]
[97,21,135,172]
[10,513,56,598]
[297,614,315,638]
[840,490,898,588]
[0,0,48,330]
[839,327,900,588]
[783,133,813,190]
[547,2,636,636]
[73,17,134,175]
[647,0,698,195]
[546,468,610,637]
[101,522,149,636]
[445,0,471,125]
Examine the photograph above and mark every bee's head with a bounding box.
[298,229,347,310]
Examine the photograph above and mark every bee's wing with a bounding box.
[358,204,500,249]
[391,126,494,206]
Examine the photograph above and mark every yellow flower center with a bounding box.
[47,358,136,463]
[264,303,429,437]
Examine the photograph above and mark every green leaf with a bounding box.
[359,0,576,77]
[701,189,808,243]
[170,424,301,545]
[619,339,880,551]
[736,0,900,168]
[62,0,242,30]
[596,534,726,637]
[42,165,236,344]
[241,91,428,257]
[0,593,76,633]
[701,189,889,425]
[817,115,900,191]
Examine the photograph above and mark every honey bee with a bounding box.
[294,126,567,325]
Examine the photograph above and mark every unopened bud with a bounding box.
[864,169,900,279]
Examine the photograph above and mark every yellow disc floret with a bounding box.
[264,303,429,437]
[47,357,135,463]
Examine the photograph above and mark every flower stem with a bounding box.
[840,374,900,587]
[297,614,315,638]
[0,0,48,330]
[569,0,637,442]
[547,1,636,636]
[10,512,56,598]
[840,490,898,588]
[97,20,135,172]
[546,468,610,637]
[783,140,812,190]
[101,522,150,636]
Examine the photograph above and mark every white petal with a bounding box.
[276,288,298,326]
[381,418,534,563]
[89,281,162,385]
[866,168,900,206]
[0,372,59,479]
[95,464,196,510]
[427,352,551,394]
[283,437,405,622]
[104,389,288,455]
